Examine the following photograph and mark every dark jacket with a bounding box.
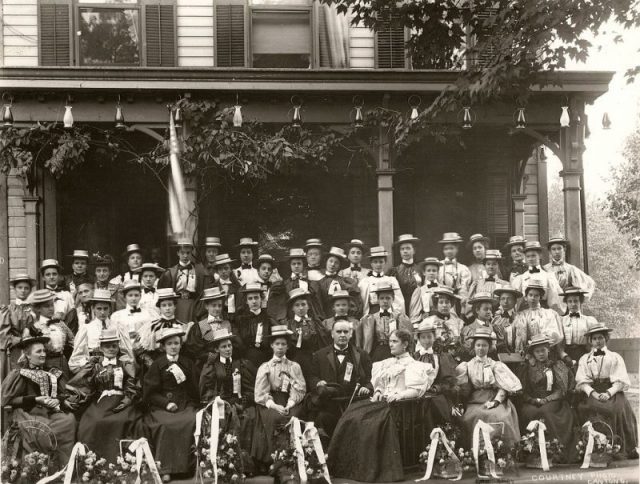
[142,354,199,410]
[309,344,373,398]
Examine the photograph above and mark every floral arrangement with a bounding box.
[195,430,245,483]
[475,436,517,475]
[270,427,327,484]
[434,330,465,363]
[1,451,50,483]
[515,423,564,469]
[418,423,463,478]
[69,448,161,483]
[575,423,621,468]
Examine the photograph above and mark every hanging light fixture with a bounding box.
[408,95,421,120]
[174,107,183,129]
[63,95,74,129]
[351,95,364,129]
[291,95,303,128]
[2,93,14,128]
[233,93,243,127]
[114,95,126,130]
[514,107,526,129]
[602,111,612,130]
[461,106,473,129]
[560,105,570,128]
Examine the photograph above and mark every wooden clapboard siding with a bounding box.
[523,155,540,242]
[176,0,214,66]
[349,23,374,68]
[2,0,38,66]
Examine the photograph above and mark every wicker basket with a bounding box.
[525,454,553,469]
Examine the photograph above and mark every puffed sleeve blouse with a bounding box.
[575,347,630,396]
[456,356,522,402]
[371,353,434,400]
[254,356,306,409]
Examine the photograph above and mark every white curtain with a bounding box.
[319,4,349,68]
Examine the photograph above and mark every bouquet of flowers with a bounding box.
[1,451,50,483]
[68,446,161,483]
[195,431,245,483]
[575,422,621,468]
[515,420,563,469]
[473,436,517,477]
[418,423,463,479]
[270,424,327,484]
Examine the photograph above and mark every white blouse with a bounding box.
[371,353,434,400]
[254,356,306,409]
[512,307,563,352]
[68,318,133,373]
[561,313,598,346]
[456,357,522,402]
[575,347,630,396]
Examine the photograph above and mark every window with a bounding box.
[78,7,140,65]
[251,9,311,68]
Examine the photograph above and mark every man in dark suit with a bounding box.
[158,238,208,323]
[308,319,372,440]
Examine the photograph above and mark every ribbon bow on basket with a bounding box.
[526,420,550,471]
[580,421,618,469]
[286,417,332,484]
[472,420,499,479]
[416,427,462,481]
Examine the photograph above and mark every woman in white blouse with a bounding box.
[252,325,306,469]
[575,324,638,458]
[328,329,434,482]
[456,326,522,447]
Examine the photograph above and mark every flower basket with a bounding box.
[478,455,503,477]
[525,454,553,470]
[575,421,621,469]
[433,459,463,479]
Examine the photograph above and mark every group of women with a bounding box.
[0,232,637,482]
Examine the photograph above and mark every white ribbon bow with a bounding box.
[128,438,162,484]
[581,421,607,469]
[526,420,550,471]
[287,417,308,484]
[302,422,332,484]
[472,420,498,479]
[416,428,462,481]
[36,442,87,484]
[194,397,225,484]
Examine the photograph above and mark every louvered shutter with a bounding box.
[375,12,405,68]
[485,169,510,247]
[144,1,176,67]
[38,0,72,66]
[216,4,245,67]
[317,6,330,67]
[474,7,498,67]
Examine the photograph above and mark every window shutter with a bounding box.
[474,6,498,67]
[38,0,72,66]
[144,1,176,67]
[216,4,245,67]
[317,6,330,68]
[375,12,405,68]
[485,170,510,246]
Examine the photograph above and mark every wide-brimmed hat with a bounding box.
[17,327,50,349]
[202,237,222,248]
[372,280,396,294]
[560,286,588,298]
[99,328,120,344]
[211,328,238,344]
[432,286,461,300]
[134,262,165,276]
[172,237,194,248]
[345,239,366,251]
[10,273,36,287]
[419,257,443,269]
[585,323,613,337]
[212,254,235,267]
[330,289,352,302]
[503,235,527,251]
[201,287,227,302]
[241,282,264,294]
[467,233,490,249]
[547,236,568,249]
[155,288,179,306]
[27,289,56,306]
[524,241,544,253]
[156,326,186,343]
[287,288,310,305]
[68,249,90,260]
[92,254,115,268]
[484,249,502,261]
[121,279,141,295]
[468,292,497,306]
[326,247,347,261]
[438,232,464,245]
[468,326,497,342]
[256,254,276,267]
[394,234,420,246]
[493,285,523,299]
[413,320,437,335]
[266,324,294,340]
[304,238,323,249]
[287,248,306,260]
[40,259,62,273]
[90,289,113,304]
[236,237,258,248]
[125,244,143,255]
[368,246,389,259]
[526,334,551,353]
[524,279,546,297]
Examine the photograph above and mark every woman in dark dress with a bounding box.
[1,331,77,467]
[518,334,577,463]
[139,326,199,481]
[67,328,140,462]
[575,323,638,458]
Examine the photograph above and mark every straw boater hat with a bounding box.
[372,280,396,294]
[241,282,263,294]
[256,254,276,267]
[121,279,141,295]
[467,233,490,249]
[560,286,588,298]
[202,237,222,248]
[211,328,238,344]
[326,247,348,267]
[330,289,352,302]
[134,262,165,275]
[304,238,323,249]
[547,236,568,249]
[125,244,142,256]
[524,241,544,253]
[99,328,120,344]
[468,326,497,342]
[155,288,179,306]
[493,285,523,299]
[432,286,461,300]
[266,324,294,340]
[484,249,502,261]
[287,288,310,305]
[419,257,443,269]
[200,287,226,302]
[413,320,437,336]
[236,237,259,248]
[287,248,306,260]
[90,289,113,304]
[394,234,420,246]
[212,254,235,267]
[345,239,366,251]
[503,235,527,251]
[173,237,194,248]
[524,279,546,296]
[584,323,613,338]
[40,259,63,273]
[368,246,389,259]
[526,334,551,353]
[438,232,464,245]
[10,273,36,287]
[156,326,186,343]
[68,249,90,260]
[468,291,497,306]
[27,289,56,306]
[17,326,50,349]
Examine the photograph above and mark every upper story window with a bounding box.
[251,9,311,68]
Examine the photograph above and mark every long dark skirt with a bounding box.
[328,400,404,483]
[461,389,520,448]
[251,393,303,464]
[77,394,139,463]
[520,399,578,463]
[577,392,638,458]
[138,404,197,474]
[175,298,195,324]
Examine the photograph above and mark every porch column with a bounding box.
[511,195,527,236]
[377,170,395,251]
[23,196,40,281]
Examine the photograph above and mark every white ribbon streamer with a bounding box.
[472,420,498,479]
[544,368,553,392]
[416,427,462,481]
[526,420,550,471]
[580,421,607,469]
[302,422,332,484]
[36,442,87,484]
[287,417,308,484]
[194,397,225,484]
[128,438,162,484]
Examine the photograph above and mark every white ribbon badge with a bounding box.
[416,427,462,481]
[526,420,550,471]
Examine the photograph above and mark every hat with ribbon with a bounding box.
[493,285,523,299]
[40,259,63,273]
[125,244,143,255]
[17,326,50,349]
[468,326,497,342]
[503,235,527,251]
[547,236,568,249]
[345,239,366,251]
[256,254,276,267]
[99,328,120,344]
[155,288,179,306]
[287,248,306,260]
[304,238,323,249]
[438,232,464,245]
[236,237,259,248]
[394,234,420,246]
[201,287,227,302]
[89,289,113,304]
[27,289,56,306]
[484,249,502,261]
[526,334,551,353]
[212,254,236,267]
[266,325,294,339]
[10,273,36,287]
[413,320,437,335]
[69,249,90,260]
[467,233,490,249]
[560,286,588,298]
[202,237,222,248]
[524,278,546,297]
[368,246,389,259]
[92,253,115,268]
[468,291,497,306]
[432,286,461,300]
[330,289,352,302]
[241,282,264,294]
[134,263,166,275]
[287,288,310,305]
[524,241,544,253]
[156,326,186,343]
[584,323,613,337]
[211,328,238,344]
[121,279,141,295]
[418,257,443,268]
[372,280,396,294]
[172,237,194,248]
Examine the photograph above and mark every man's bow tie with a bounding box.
[143,287,155,294]
[593,349,605,357]
[485,276,495,282]
[350,265,361,272]
[103,357,118,366]
[208,317,222,324]
[528,267,541,274]
[369,271,383,278]
[179,264,193,271]
[130,307,141,314]
[426,281,438,288]
[335,348,349,357]
[569,312,580,318]
[380,310,391,318]
[241,263,252,270]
